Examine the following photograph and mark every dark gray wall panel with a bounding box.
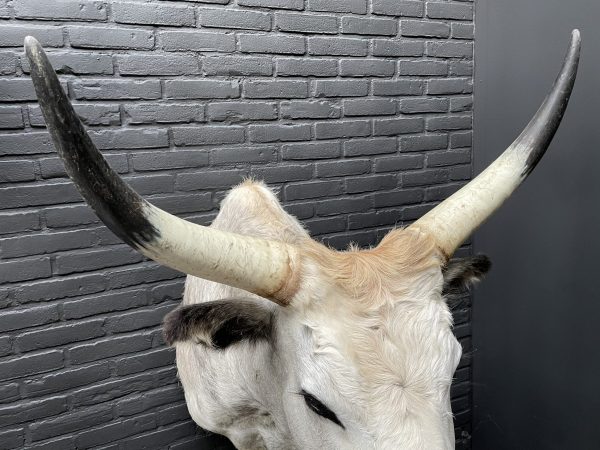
[473,1,600,449]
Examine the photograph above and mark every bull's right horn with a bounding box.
[24,36,300,305]
[409,30,581,260]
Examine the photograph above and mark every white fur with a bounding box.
[175,182,461,450]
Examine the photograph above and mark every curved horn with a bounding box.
[409,30,581,259]
[25,36,299,305]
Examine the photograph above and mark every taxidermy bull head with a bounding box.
[24,30,580,449]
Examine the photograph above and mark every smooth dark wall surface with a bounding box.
[473,1,600,449]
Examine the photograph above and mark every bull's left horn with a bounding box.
[24,36,299,305]
[409,30,581,260]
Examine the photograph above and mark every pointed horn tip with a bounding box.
[24,35,40,51]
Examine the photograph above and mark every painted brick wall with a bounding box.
[0,0,474,448]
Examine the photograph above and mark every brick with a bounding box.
[452,23,475,40]
[316,196,372,216]
[113,2,195,26]
[13,272,105,304]
[0,131,55,155]
[0,25,64,47]
[373,117,424,136]
[244,80,308,99]
[316,159,371,177]
[165,79,240,99]
[401,133,448,152]
[248,124,311,142]
[56,246,144,275]
[0,256,52,283]
[160,30,235,52]
[69,25,154,49]
[373,79,423,96]
[0,228,99,258]
[344,137,397,156]
[450,131,473,148]
[403,168,449,186]
[199,8,271,31]
[132,150,208,171]
[239,0,304,10]
[425,182,464,202]
[17,319,105,353]
[427,78,473,95]
[0,160,35,183]
[346,174,398,193]
[0,304,58,332]
[450,60,473,77]
[0,383,19,403]
[14,0,107,21]
[23,363,111,397]
[374,154,424,172]
[242,33,306,55]
[117,54,200,76]
[285,202,314,219]
[308,0,367,14]
[0,79,37,102]
[314,79,369,97]
[250,164,314,183]
[427,115,472,131]
[282,141,341,160]
[315,120,370,139]
[117,385,184,417]
[275,13,338,34]
[373,39,423,57]
[0,106,23,129]
[0,428,24,449]
[0,181,80,209]
[30,405,113,442]
[115,347,175,376]
[0,351,64,381]
[451,96,474,113]
[0,211,40,234]
[30,103,120,127]
[285,180,343,201]
[0,396,68,426]
[401,19,450,38]
[427,2,473,21]
[343,98,396,116]
[124,103,204,125]
[372,0,424,17]
[63,288,148,319]
[427,41,473,59]
[306,216,347,235]
[281,100,340,119]
[21,51,113,75]
[71,79,161,100]
[309,37,368,56]
[204,55,273,76]
[0,52,18,75]
[211,146,277,164]
[276,58,338,77]
[40,153,128,179]
[69,334,153,364]
[400,98,449,114]
[172,126,245,146]
[340,59,395,77]
[349,209,401,229]
[106,304,174,334]
[400,60,448,76]
[427,149,471,167]
[373,188,424,207]
[176,169,248,190]
[89,128,168,150]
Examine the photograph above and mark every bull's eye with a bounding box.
[300,390,345,429]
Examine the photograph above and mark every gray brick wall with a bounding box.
[0,0,474,448]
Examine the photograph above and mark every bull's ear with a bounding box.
[442,255,491,296]
[163,299,273,350]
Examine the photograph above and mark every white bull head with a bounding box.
[24,30,580,450]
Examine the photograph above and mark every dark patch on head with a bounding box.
[442,255,491,296]
[26,38,159,250]
[163,298,273,350]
